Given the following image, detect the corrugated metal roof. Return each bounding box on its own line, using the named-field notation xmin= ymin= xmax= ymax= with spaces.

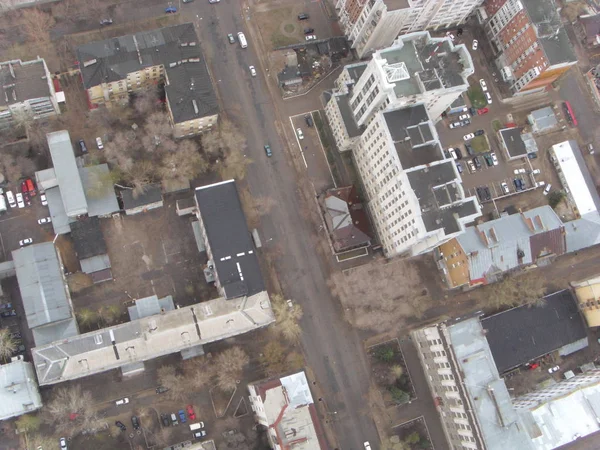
xmin=31 ymin=317 xmax=79 ymax=346
xmin=0 ymin=359 xmax=43 ymax=420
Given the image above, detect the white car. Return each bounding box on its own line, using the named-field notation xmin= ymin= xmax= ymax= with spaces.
xmin=249 ymin=65 xmax=257 ymax=77
xmin=467 ymin=160 xmax=476 ymax=173
xmin=19 ymin=238 xmax=33 ymax=247
xmin=305 ymin=35 xmax=317 ymax=41
xmin=458 ymin=114 xmax=470 ymax=121
xmin=16 ymin=193 xmax=24 ymax=209
xmin=449 ymin=148 xmax=458 ymax=160
xmin=479 ymin=79 xmax=488 ymax=92
xmin=532 ymin=168 xmax=540 ymax=175
xmin=96 ymin=137 xmax=104 ymax=150
xmin=543 ymin=184 xmax=552 ymax=195
xmin=548 ymin=365 xmax=560 ymax=373
xmin=485 ymin=92 xmax=493 ymax=104
xmin=445 ymin=32 xmax=455 ymax=41
xmin=501 ymin=182 xmax=509 ymax=194
xmin=449 ymin=121 xmax=461 ymax=129
xmin=115 ymin=397 xmax=130 ymax=406
xmin=364 ymin=443 xmax=371 ymax=450
xmin=472 ymin=39 xmax=478 ymax=50
xmin=513 ymin=168 xmax=526 ymax=174
xmin=40 ymin=193 xmax=47 ymax=206
xmin=60 ymin=437 xmax=67 ymax=450
xmin=296 ymin=128 xmax=304 ymax=140
xmin=463 ymin=133 xmax=475 ymax=141
xmin=38 ymin=217 xmax=52 ymax=225
xmin=491 ymin=153 xmax=498 ymax=165
xmin=6 ymin=190 xmax=15 ymax=208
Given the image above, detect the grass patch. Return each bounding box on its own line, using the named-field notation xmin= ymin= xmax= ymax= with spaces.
xmin=467 ymin=86 xmax=487 ymax=109
xmin=283 ymin=23 xmax=295 ymax=33
xmin=271 ymin=32 xmax=299 ymax=48
xmin=471 ymin=135 xmax=490 ymax=153
xmin=254 ymin=6 xmax=302 ymax=49
xmin=492 ymin=119 xmax=504 ymax=132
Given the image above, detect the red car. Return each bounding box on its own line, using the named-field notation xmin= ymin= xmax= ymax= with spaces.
xmin=26 ymin=179 xmax=36 ymax=196
xmin=186 ymin=405 xmax=196 ymax=421
xmin=20 ymin=180 xmax=28 ymax=194
xmin=477 ymin=107 xmax=489 ymax=115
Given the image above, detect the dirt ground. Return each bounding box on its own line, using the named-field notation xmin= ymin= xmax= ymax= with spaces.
xmin=253 ymin=5 xmax=305 ymax=49
xmin=69 ymin=196 xmax=216 ymax=313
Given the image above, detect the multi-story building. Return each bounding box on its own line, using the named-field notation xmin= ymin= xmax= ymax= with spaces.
xmin=336 ymin=0 xmax=484 ymax=58
xmin=0 ymin=57 xmax=60 ymax=129
xmin=481 ymin=0 xmax=577 ymax=95
xmin=247 ymin=371 xmax=328 ymax=450
xmin=76 ymin=24 xmax=218 ymax=138
xmin=354 ymin=103 xmax=481 ymax=257
xmin=412 ymin=318 xmax=534 ymax=450
xmin=325 ymin=32 xmax=473 ymax=152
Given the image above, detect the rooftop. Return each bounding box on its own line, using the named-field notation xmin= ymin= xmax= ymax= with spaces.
xmin=12 ymin=242 xmax=73 ymax=329
xmin=564 ymin=213 xmax=600 ymax=252
xmin=0 ymin=358 xmax=43 ymax=421
xmin=346 ymin=62 xmax=368 ymax=83
xmin=47 ymin=130 xmax=88 ymax=217
xmin=551 ymin=141 xmax=600 ymax=216
xmin=121 ymin=183 xmax=163 ymax=210
xmin=32 ymin=292 xmax=274 ymax=385
xmin=70 ymin=217 xmax=107 ymax=260
xmin=385 ymin=0 xmax=411 ymax=11
xmin=127 ymin=294 xmax=175 ymax=321
xmin=579 ymin=14 xmax=600 ymax=46
xmin=499 ymin=128 xmax=527 ymax=157
xmin=447 ymin=318 xmax=534 ymax=450
xmin=79 ymin=164 xmax=119 ymax=217
xmin=0 ymin=58 xmax=52 ymax=107
xmin=572 ymin=275 xmax=600 ymax=327
xmin=481 ymin=290 xmax=588 ymax=373
xmin=334 ymin=93 xmax=362 ymax=138
xmin=323 ymin=186 xmax=371 ymax=251
xmin=194 ymin=180 xmax=265 ymax=299
xmin=76 ymin=24 xmax=217 ymax=121
xmin=528 ymin=106 xmax=557 ymax=132
xmin=45 ymin=186 xmax=73 ymax=234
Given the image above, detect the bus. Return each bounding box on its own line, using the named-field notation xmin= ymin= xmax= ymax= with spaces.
xmin=563 ymin=101 xmax=577 ymax=127
xmin=237 ymin=32 xmax=247 ymax=49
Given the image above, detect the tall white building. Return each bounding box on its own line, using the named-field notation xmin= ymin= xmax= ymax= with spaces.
xmin=325 ymin=32 xmax=473 ymax=152
xmin=336 ymin=0 xmax=484 ymax=57
xmin=355 ymin=103 xmax=480 ymax=257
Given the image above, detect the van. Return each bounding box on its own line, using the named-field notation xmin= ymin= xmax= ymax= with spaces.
xmin=190 ymin=423 xmax=203 ymax=431
xmin=237 ymin=32 xmax=247 ymax=48
xmin=5 ymin=190 xmax=15 ymax=208
xmin=0 ymin=195 xmax=6 ymax=213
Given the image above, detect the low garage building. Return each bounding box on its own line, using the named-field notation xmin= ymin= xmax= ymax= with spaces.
xmin=70 ymin=217 xmax=112 ymax=283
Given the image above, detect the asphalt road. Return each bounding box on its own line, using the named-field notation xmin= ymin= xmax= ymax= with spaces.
xmin=186 ymin=2 xmax=378 ymax=449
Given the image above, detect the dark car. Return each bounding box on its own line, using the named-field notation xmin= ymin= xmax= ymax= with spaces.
xmin=298 ymin=13 xmax=309 ymax=20
xmin=1 ymin=309 xmax=17 ymax=318
xmin=100 ymin=18 xmax=113 ymax=26
xmin=454 ymin=148 xmax=463 ymax=159
xmin=264 ymin=144 xmax=272 ymax=157
xmin=115 ymin=421 xmax=126 ymax=431
xmin=473 ymin=156 xmax=481 ymax=169
xmin=514 ymin=178 xmax=524 ymax=191
xmin=474 ymin=129 xmax=485 ymax=136
xmin=165 ymin=6 xmax=177 ymax=13
xmin=528 ymin=152 xmax=538 ymax=159
xmin=476 ymin=187 xmax=485 ymax=201
xmin=12 ymin=344 xmax=25 ymax=355
xmin=484 ymin=187 xmax=491 ymax=201
xmin=178 ymin=410 xmax=187 ymax=424
xmin=131 ymin=416 xmax=140 ymax=430
xmin=469 ymin=107 xmax=478 ymax=116
xmin=461 ymin=119 xmax=471 ymax=126
xmin=304 ymin=27 xmax=314 ymax=34
xmin=305 ymin=115 xmax=313 ymax=127
xmin=227 ymin=34 xmax=235 ymax=44
xmin=0 ymin=302 xmax=12 ymax=309
xmin=23 ymin=192 xmax=31 ymax=206
xmin=10 ymin=332 xmax=22 ymax=339
xmin=465 ymin=143 xmax=474 ymax=156
xmin=161 ymin=414 xmax=170 ymax=427
xmin=156 ymin=386 xmax=169 ymax=394
xmin=78 ymin=139 xmax=88 ymax=153
xmin=483 ymin=154 xmax=493 ymax=167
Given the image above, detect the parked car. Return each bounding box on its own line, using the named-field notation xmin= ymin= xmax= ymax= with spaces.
xmin=178 ymin=410 xmax=187 ymax=424
xmin=588 ymin=143 xmax=595 ymax=154
xmin=40 ymin=193 xmax=47 ymax=206
xmin=483 ymin=154 xmax=493 ymax=167
xmin=19 ymin=238 xmax=32 ymax=247
xmin=477 ymin=107 xmax=489 ymax=115
xmin=305 ymin=115 xmax=313 ymax=127
xmin=364 ymin=442 xmax=372 ymax=450
xmin=264 ymin=144 xmax=272 ymax=157
xmin=298 ymin=13 xmax=309 ymax=20
xmin=449 ymin=121 xmax=461 ymax=129
xmin=501 ymin=182 xmax=510 ymax=195
xmin=131 ymin=416 xmax=140 ymax=430
xmin=6 ymin=190 xmax=16 ymax=208
xmin=449 ymin=148 xmax=458 ymax=160
xmin=514 ymin=178 xmax=524 ymax=191
xmin=100 ymin=18 xmax=113 ymax=26
xmin=548 ymin=365 xmax=560 ymax=373
xmin=0 ymin=309 xmax=17 ymax=317
xmin=528 ymin=152 xmax=538 ymax=159
xmin=227 ymin=33 xmax=235 ymax=44
xmin=455 ymin=148 xmax=463 ymax=159
xmin=305 ymin=35 xmax=317 ymax=41
xmin=249 ymin=65 xmax=257 ymax=77
xmin=485 ymin=92 xmax=493 ymax=104
xmin=469 ymin=107 xmax=478 ymax=116
xmin=115 ymin=421 xmax=127 ymax=431
xmin=467 ymin=160 xmax=476 ymax=173
xmin=170 ymin=412 xmax=179 ymax=426
xmin=479 ymin=79 xmax=488 ymax=92
xmin=16 ymin=193 xmax=24 ymax=208
xmin=532 ymin=168 xmax=541 ymax=175
xmin=78 ymin=139 xmax=88 ymax=153
xmin=304 ymin=28 xmax=314 ymax=34
xmin=194 ymin=430 xmax=207 ymax=438
xmin=115 ymin=397 xmax=130 ymax=406
xmin=474 ymin=129 xmax=485 ymax=136
xmin=0 ymin=302 xmax=12 ymax=309
xmin=456 ymin=161 xmax=463 ymax=173
xmin=23 ymin=192 xmax=31 ymax=206
xmin=38 ymin=217 xmax=52 ymax=225
xmin=156 ymin=386 xmax=169 ymax=394
xmin=473 ymin=156 xmax=482 ymax=169
xmin=472 ymin=39 xmax=478 ymax=50
xmin=458 ymin=114 xmax=469 ymax=121
xmin=59 ymin=437 xmax=67 ymax=450
xmin=543 ymin=184 xmax=552 ymax=195
xmin=296 ymin=128 xmax=304 ymax=140
xmin=465 ymin=143 xmax=474 ymax=156
xmin=161 ymin=414 xmax=170 ymax=427
xmin=20 ymin=180 xmax=28 ymax=194
xmin=461 ymin=119 xmax=471 ymax=126
xmin=463 ymin=133 xmax=475 ymax=141
xmin=165 ymin=6 xmax=177 ymax=13
xmin=186 ymin=405 xmax=196 ymax=421
xmin=208 ymin=0 xmax=220 ymax=3
xmin=96 ymin=137 xmax=104 ymax=150
xmin=491 ymin=153 xmax=498 ymax=165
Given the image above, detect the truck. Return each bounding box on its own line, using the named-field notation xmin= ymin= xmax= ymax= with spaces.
xmin=189 ymin=422 xmax=204 ymax=431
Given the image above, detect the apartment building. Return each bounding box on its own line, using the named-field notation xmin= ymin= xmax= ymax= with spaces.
xmin=354 ymin=103 xmax=480 ymax=257
xmin=76 ymin=24 xmax=218 ymax=137
xmin=481 ymin=0 xmax=576 ymax=95
xmin=0 ymin=57 xmax=60 ymax=129
xmin=336 ymin=0 xmax=484 ymax=57
xmin=325 ymin=31 xmax=473 ymax=152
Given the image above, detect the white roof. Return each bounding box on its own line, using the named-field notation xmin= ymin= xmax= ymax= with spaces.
xmin=0 ymin=359 xmax=43 ymax=420
xmin=551 ymin=141 xmax=598 ymax=216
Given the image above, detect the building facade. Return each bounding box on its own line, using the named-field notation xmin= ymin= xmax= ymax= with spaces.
xmin=481 ymin=0 xmax=576 ymax=95
xmin=0 ymin=58 xmax=59 ymax=129
xmin=336 ymin=0 xmax=484 ymax=58
xmin=325 ymin=32 xmax=473 ymax=152
xmin=354 ymin=103 xmax=480 ymax=257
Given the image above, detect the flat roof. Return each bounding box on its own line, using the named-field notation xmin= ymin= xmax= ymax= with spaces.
xmin=195 ymin=180 xmax=264 ymax=299
xmin=122 ymin=183 xmax=163 ymax=210
xmin=334 ymin=93 xmax=362 ymax=138
xmin=0 ymin=58 xmax=52 ymax=107
xmin=572 ymin=276 xmax=600 ymax=327
xmin=79 ymin=164 xmax=119 ymax=217
xmin=32 ymin=292 xmax=274 ymax=385
xmin=529 ymin=106 xmax=557 ymax=132
xmin=0 ymin=359 xmax=43 ymax=421
xmin=481 ymin=290 xmax=588 ymax=373
xmin=45 ymin=186 xmax=74 ymax=234
xmin=12 ymin=242 xmax=73 ymax=329
xmin=47 ymin=131 xmax=87 ymax=217
xmin=70 ymin=217 xmax=107 ymax=260
xmin=499 ymin=128 xmax=527 ymax=157
xmin=551 ymin=141 xmax=600 ymax=216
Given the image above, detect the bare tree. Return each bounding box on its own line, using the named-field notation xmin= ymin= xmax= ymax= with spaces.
xmin=159 ymin=140 xmax=208 ymax=184
xmin=144 ymin=111 xmax=173 ymax=143
xmin=271 ymin=295 xmax=304 ymax=342
xmin=0 ymin=328 xmax=16 ymax=360
xmin=104 ymin=132 xmax=136 ymax=171
xmin=260 ymin=341 xmax=288 ymax=376
xmin=157 ymin=365 xmax=187 ymax=401
xmin=486 ymin=272 xmax=546 ymax=310
xmin=183 ymin=357 xmax=215 ymax=390
xmin=100 ymin=304 xmax=122 ymax=325
xmin=126 ymin=161 xmax=157 ymax=198
xmin=75 ymin=308 xmax=99 ymax=328
xmin=214 ymin=347 xmax=249 ymax=392
xmin=219 ymin=148 xmax=252 ymax=180
xmin=201 ymin=118 xmax=246 ymax=157
xmin=42 ymin=384 xmax=99 ymax=434
xmin=20 ymin=8 xmax=55 ymax=44
xmin=133 ymin=89 xmax=160 ymax=117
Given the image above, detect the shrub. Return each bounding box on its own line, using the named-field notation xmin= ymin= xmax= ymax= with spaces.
xmin=388 ymin=386 xmax=410 ymax=404
xmin=374 ymin=345 xmax=395 ymax=362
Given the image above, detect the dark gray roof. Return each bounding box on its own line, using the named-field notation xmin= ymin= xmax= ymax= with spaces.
xmin=195 ymin=180 xmax=265 ymax=299
xmin=334 ymin=93 xmax=361 ymax=138
xmin=122 ymin=184 xmax=163 ymax=210
xmin=500 ymin=128 xmax=527 ymax=157
xmin=70 ymin=217 xmax=107 ymax=260
xmin=539 ymin=29 xmax=577 ymax=66
xmin=0 ymin=58 xmax=51 ymax=107
xmin=76 ymin=24 xmax=218 ymax=122
xmin=346 ymin=62 xmax=368 ymax=83
xmin=482 ymin=290 xmax=588 ymax=373
xmin=277 ymin=66 xmax=302 ymax=83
